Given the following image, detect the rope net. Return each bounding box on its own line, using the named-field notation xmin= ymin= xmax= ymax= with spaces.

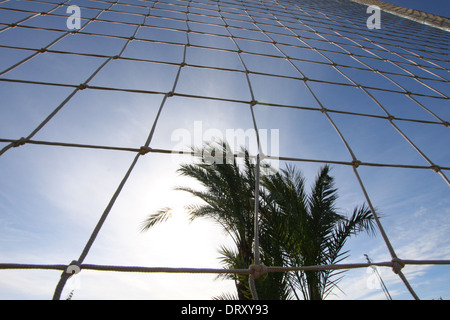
xmin=0 ymin=0 xmax=449 ymax=300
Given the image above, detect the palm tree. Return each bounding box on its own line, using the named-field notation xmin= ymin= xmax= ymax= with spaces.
xmin=141 ymin=141 xmax=281 ymax=299
xmin=262 ymin=165 xmax=376 ymax=300
xmin=141 ymin=141 xmax=376 ymax=300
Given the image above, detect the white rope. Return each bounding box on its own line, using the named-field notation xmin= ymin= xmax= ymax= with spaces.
xmin=3 ymin=259 xmax=449 ymax=273
xmin=0 ymin=0 xmax=448 ymax=300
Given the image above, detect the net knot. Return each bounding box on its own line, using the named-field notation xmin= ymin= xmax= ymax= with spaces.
xmin=430 ymin=165 xmax=441 ymax=173
xmin=249 ymin=264 xmax=267 ymax=280
xmin=352 ymin=159 xmax=362 ymax=168
xmin=65 ymin=260 xmax=81 ymax=276
xmin=12 ymin=137 xmax=27 ymax=148
xmin=139 ymin=146 xmax=152 ymax=155
xmin=391 ymin=258 xmax=405 ymax=274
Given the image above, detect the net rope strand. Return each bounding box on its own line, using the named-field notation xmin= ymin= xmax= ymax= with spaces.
xmin=0 ymin=0 xmax=72 ymax=76
xmin=0 ymin=2 xmax=448 ymax=83
xmin=2 ymin=0 xmax=449 ymax=50
xmin=48 ymin=0 xmax=139 ymax=299
xmin=215 ymin=2 xmax=264 ymax=298
xmin=244 ymin=2 xmax=432 ymax=300
xmin=53 ymin=0 xmax=191 ymax=299
xmin=1 ymin=137 xmax=449 ymax=172
xmin=270 ymin=7 xmax=450 ymax=187
xmin=272 ymin=1 xmax=438 ymax=299
xmin=330 ymin=11 xmax=450 ymax=126
xmin=2 ymin=259 xmax=450 ymax=273
xmin=0 ymin=24 xmax=447 ymax=89
xmin=0 ymin=0 xmax=123 ymax=157
xmin=0 ymin=13 xmax=447 ymax=100
xmin=314 ymin=15 xmax=450 ymax=186
xmin=0 ymin=0 xmax=448 ymax=300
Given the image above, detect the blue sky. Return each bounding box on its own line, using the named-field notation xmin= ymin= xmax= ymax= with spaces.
xmin=382 ymin=0 xmax=450 ymax=18
xmin=0 ymin=0 xmax=449 ymax=300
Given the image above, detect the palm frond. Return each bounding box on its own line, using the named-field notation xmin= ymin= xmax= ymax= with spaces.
xmin=322 ymin=274 xmax=346 ymax=299
xmin=308 ymin=166 xmax=344 ymax=244
xmin=140 ymin=207 xmax=173 ymax=232
xmin=212 ymin=292 xmax=239 ymax=300
xmin=140 ymin=142 xmax=379 ymax=300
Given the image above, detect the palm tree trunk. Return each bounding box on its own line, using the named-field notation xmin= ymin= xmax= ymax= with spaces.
xmin=235 ymin=243 xmax=254 ymax=300
xmin=236 ymin=277 xmax=252 ymax=300
xmin=306 ymin=271 xmax=323 ymax=300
